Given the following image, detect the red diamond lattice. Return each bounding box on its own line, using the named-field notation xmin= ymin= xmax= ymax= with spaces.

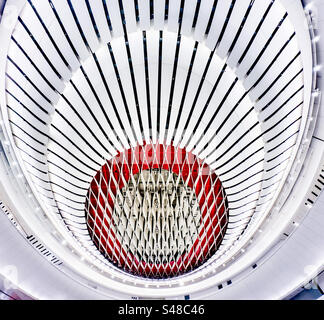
xmin=85 ymin=142 xmax=228 ymax=278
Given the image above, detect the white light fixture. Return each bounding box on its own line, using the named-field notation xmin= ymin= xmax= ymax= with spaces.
xmin=313 ymin=35 xmax=320 ymax=43
xmin=313 ymin=65 xmax=321 ymax=72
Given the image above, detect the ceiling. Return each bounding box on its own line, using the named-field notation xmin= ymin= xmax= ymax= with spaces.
xmin=0 ymin=0 xmax=323 ymax=299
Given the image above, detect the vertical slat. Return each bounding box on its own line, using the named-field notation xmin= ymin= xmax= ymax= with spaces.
xmin=70 ymin=0 xmax=100 ymax=52
xmin=96 ymin=45 xmax=136 ymax=147
xmin=153 ymin=0 xmax=165 ymax=30
xmin=50 ymin=0 xmax=89 ymax=61
xmin=88 ymin=0 xmax=112 ymax=44
xmin=109 ymin=38 xmax=143 ymax=146
xmin=193 ymin=0 xmax=214 ymax=42
xmin=128 ymin=32 xmax=151 ymax=142
xmin=205 ymin=0 xmax=232 ymax=51
xmin=217 ymin=0 xmax=251 ymax=58
xmin=167 ymin=0 xmax=181 ymax=33
xmin=30 ymin=0 xmax=80 ymax=71
xmin=159 ymin=31 xmax=177 ymax=143
xmin=138 ymin=0 xmax=150 ymax=30
xmin=107 ymin=0 xmax=124 ymax=38
xmin=226 ymin=0 xmax=272 ymax=69
xmin=81 ymin=54 xmax=129 ymax=149
xmin=8 ymin=38 xmax=60 ymax=102
xmin=180 ymin=0 xmax=197 ymax=36
xmin=23 ymin=2 xmax=72 ymax=79
xmin=146 ymin=29 xmax=160 ymax=144
xmin=123 ymin=0 xmax=137 ymax=33
xmin=165 ymin=36 xmax=196 ymax=145
xmin=11 ymin=23 xmax=65 ymax=92
xmin=173 ymin=45 xmax=210 ymax=146
xmin=6 ymin=58 xmax=55 ymax=114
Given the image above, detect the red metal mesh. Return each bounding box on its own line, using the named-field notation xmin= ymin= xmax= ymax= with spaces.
xmin=85 ymin=142 xmax=228 ymax=278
